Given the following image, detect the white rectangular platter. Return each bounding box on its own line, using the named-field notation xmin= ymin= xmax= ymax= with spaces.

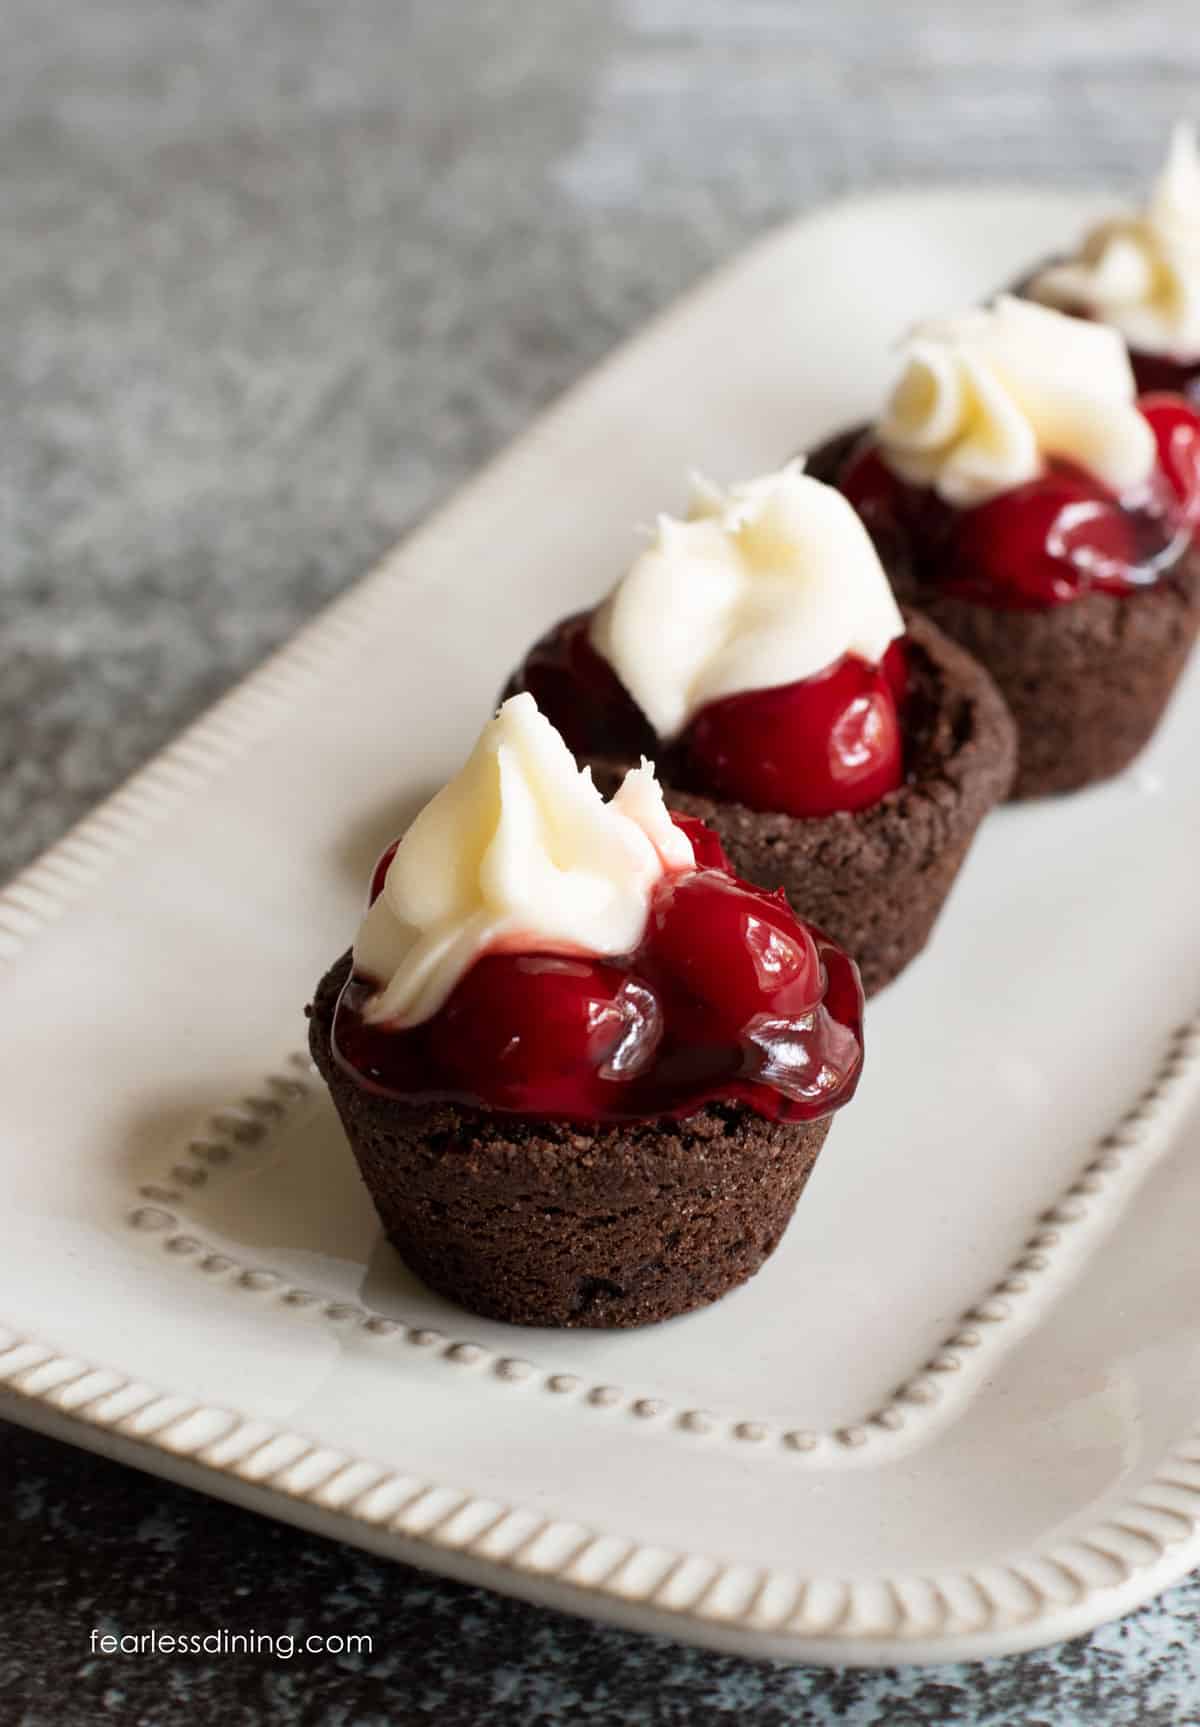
xmin=4 ymin=187 xmax=1200 ymax=1666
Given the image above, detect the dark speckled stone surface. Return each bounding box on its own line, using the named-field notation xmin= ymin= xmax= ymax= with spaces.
xmin=5 ymin=1 xmax=1200 ymax=1719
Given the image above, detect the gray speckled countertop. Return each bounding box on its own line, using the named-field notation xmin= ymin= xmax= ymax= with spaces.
xmin=4 ymin=3 xmax=1200 ymax=1720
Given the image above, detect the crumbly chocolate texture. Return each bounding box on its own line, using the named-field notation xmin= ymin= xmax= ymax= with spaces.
xmin=809 ymin=425 xmax=1200 ymax=799
xmin=589 ymin=610 xmax=1016 ymax=996
xmin=309 ymin=953 xmax=832 ymax=1329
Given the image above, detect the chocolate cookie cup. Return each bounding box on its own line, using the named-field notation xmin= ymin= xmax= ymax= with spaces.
xmin=310 ymin=952 xmax=832 ymax=1329
xmin=508 ymin=610 xmax=1016 ymax=996
xmin=310 ymin=697 xmax=864 ymax=1330
xmin=809 ymin=427 xmax=1200 ymax=800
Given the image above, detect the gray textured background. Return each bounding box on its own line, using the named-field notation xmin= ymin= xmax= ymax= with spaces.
xmin=4 ymin=2 xmax=1200 ymax=1721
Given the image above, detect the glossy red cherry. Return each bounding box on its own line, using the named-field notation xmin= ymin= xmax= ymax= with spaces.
xmin=648 ymin=869 xmax=822 ymax=1025
xmin=945 ymin=466 xmax=1138 ymax=608
xmin=429 ymin=954 xmax=663 ymax=1110
xmin=1139 ymin=394 xmax=1200 ymax=525
xmin=681 ymin=655 xmax=905 ymax=817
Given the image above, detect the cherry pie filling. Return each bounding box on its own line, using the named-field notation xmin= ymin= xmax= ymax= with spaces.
xmin=333 ymin=815 xmax=864 ymax=1124
xmin=836 ymin=394 xmax=1200 ymax=611
xmin=516 ymin=613 xmax=910 ymax=821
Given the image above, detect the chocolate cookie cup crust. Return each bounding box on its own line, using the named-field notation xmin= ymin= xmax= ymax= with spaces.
xmin=808 ymin=426 xmax=1200 ymax=800
xmin=309 ymin=954 xmax=833 ymax=1329
xmin=578 ymin=611 xmax=1016 ymax=997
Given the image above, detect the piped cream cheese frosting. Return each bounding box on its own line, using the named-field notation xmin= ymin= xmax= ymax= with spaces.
xmin=875 ymin=296 xmax=1157 ymax=508
xmin=587 ymin=462 xmax=905 ymax=739
xmin=1029 ymin=123 xmax=1200 ymax=359
xmin=353 ymin=693 xmax=694 ymax=1026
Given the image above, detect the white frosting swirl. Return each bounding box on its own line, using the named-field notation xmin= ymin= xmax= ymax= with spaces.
xmin=588 ymin=463 xmax=904 ymax=739
xmin=876 ymin=296 xmax=1156 ymax=507
xmin=353 ymin=693 xmax=694 ymax=1026
xmin=1029 ymin=123 xmax=1200 ymax=359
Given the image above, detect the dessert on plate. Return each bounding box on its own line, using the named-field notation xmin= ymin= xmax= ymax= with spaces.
xmin=809 ymin=296 xmax=1200 ymax=798
xmin=505 ymin=463 xmax=1015 ymax=994
xmin=308 ymin=694 xmax=864 ymax=1329
xmin=1022 ymin=122 xmax=1200 ymax=403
